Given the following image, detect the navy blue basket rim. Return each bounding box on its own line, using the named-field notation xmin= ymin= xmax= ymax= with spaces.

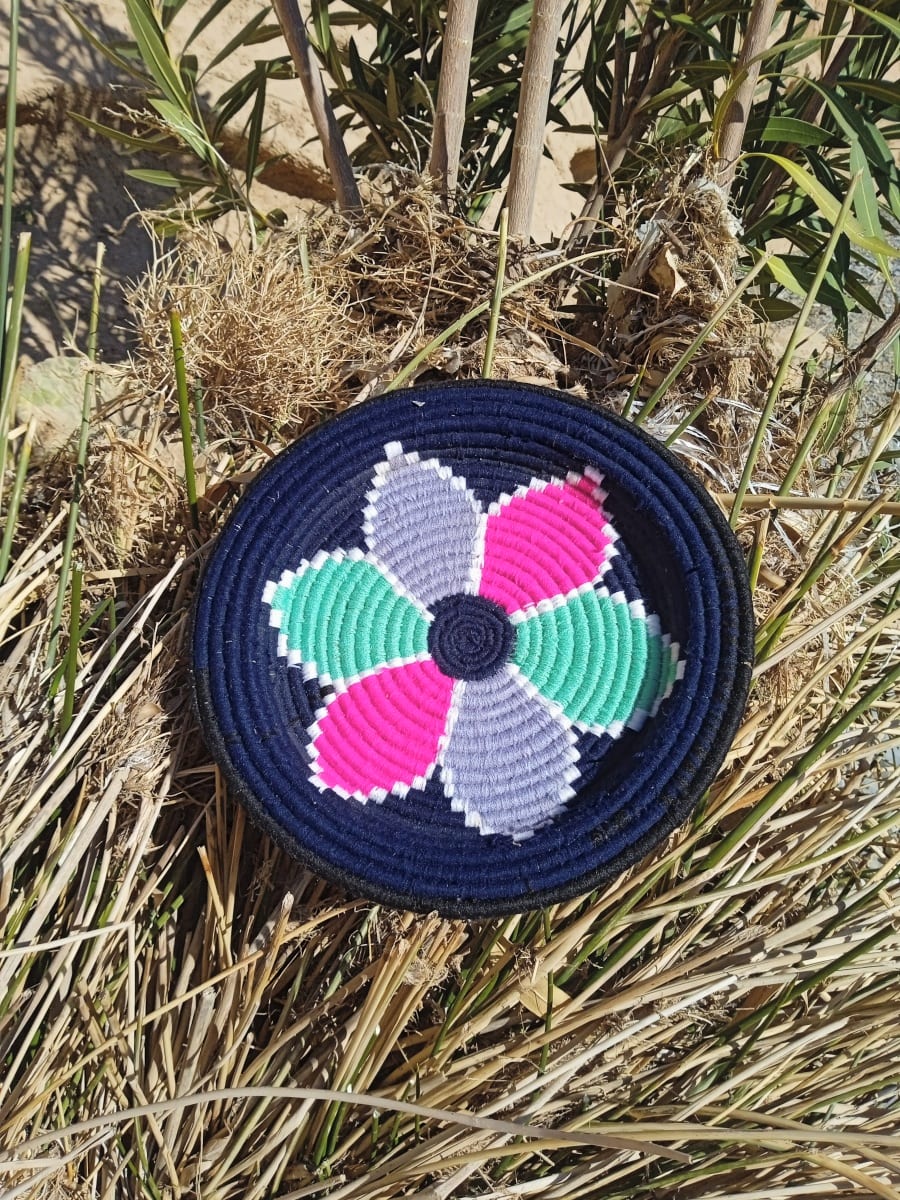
xmin=191 ymin=378 xmax=755 ymax=918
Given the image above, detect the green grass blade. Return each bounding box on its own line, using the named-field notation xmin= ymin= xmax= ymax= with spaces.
xmin=124 ymin=0 xmax=192 ymax=114
xmin=754 ymin=116 xmax=831 ymax=146
xmin=0 ymin=232 xmax=31 ymax=528
xmin=482 ymin=208 xmax=509 ymax=379
xmin=60 ymin=564 xmax=84 ymax=737
xmin=149 ymin=98 xmax=218 ymax=167
xmin=849 ymin=137 xmax=891 ymax=282
xmin=848 ymin=1 xmax=900 ymax=39
xmin=68 ymin=112 xmax=174 ymax=153
xmin=47 ymin=243 xmax=104 ymax=676
xmin=170 ymin=308 xmax=199 ymax=530
xmin=745 ymin=153 xmax=897 ymax=259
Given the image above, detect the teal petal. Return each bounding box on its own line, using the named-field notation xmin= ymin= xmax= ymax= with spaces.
xmin=264 ymin=551 xmax=430 ymax=683
xmin=511 ymin=588 xmax=673 ymax=731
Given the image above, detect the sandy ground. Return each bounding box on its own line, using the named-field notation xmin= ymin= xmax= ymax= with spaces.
xmin=1 ymin=1 xmax=592 ymax=368
xmin=1 ymin=1 xmax=330 ymax=362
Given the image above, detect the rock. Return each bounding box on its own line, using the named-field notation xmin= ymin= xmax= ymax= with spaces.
xmin=13 ymin=355 xmax=128 ymax=461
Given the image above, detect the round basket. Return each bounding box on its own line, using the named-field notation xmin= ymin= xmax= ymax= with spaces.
xmin=192 ymin=380 xmax=753 ymax=917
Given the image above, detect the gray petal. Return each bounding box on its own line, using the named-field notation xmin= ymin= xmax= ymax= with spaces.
xmin=440 ymin=668 xmax=580 ymax=839
xmin=363 ymin=443 xmax=481 ymax=607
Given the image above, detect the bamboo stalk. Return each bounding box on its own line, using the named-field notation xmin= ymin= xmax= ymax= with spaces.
xmin=715 ymin=0 xmax=779 ymax=190
xmin=271 ymin=0 xmax=362 ymax=215
xmin=715 ymin=494 xmax=900 ymax=517
xmin=428 ymin=0 xmax=479 ymax=196
xmin=0 ymin=0 xmax=20 ymax=387
xmin=507 ymin=0 xmax=567 ymax=240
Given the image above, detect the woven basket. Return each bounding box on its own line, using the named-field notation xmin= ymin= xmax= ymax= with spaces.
xmin=193 ymin=380 xmax=753 ymax=916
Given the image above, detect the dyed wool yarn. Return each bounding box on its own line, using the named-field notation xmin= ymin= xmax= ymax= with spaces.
xmin=193 ymin=381 xmax=753 ymax=916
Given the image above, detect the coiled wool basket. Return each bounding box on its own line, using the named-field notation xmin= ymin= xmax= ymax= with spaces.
xmin=193 ymin=380 xmax=753 ymax=917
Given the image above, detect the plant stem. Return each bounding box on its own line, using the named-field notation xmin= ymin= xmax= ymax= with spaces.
xmin=428 ymin=0 xmax=478 ymax=197
xmin=507 ymin=0 xmax=567 ymax=240
xmin=0 ymin=231 xmax=30 ymax=528
xmin=482 ymin=209 xmax=509 ymax=378
xmin=0 ymin=0 xmax=20 ymax=387
xmin=0 ymin=416 xmax=33 ymax=582
xmin=60 ymin=564 xmax=84 ymax=736
xmin=715 ymin=0 xmax=779 ymax=191
xmin=170 ymin=309 xmax=199 ymax=531
xmin=730 ymin=176 xmax=859 ymax=528
xmin=272 ymin=0 xmax=362 ymax=216
xmin=715 ymin=493 xmax=900 ymax=516
xmin=47 ymin=242 xmax=104 ymax=676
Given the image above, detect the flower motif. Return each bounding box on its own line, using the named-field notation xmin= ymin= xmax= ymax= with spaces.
xmin=263 ymin=442 xmax=682 ymax=839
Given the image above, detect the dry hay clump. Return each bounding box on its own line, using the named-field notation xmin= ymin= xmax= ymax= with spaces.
xmin=127 ymin=226 xmax=368 ymax=441
xmin=306 ymin=185 xmax=567 ymax=386
xmin=582 ymin=162 xmax=772 ymax=469
xmin=304 ymin=183 xmax=503 ymax=323
xmin=127 ymin=189 xmax=565 ymax=445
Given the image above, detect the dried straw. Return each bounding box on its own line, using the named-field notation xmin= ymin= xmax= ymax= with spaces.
xmin=1 ymin=190 xmax=898 ymax=1200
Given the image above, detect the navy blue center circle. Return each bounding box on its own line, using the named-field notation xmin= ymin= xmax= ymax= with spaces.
xmin=428 ymin=593 xmax=515 ymax=681
xmin=192 ymin=379 xmax=754 ymax=918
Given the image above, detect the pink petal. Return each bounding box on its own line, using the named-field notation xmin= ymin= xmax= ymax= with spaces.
xmin=310 ymin=659 xmax=455 ymax=800
xmin=478 ymin=474 xmax=616 ymax=613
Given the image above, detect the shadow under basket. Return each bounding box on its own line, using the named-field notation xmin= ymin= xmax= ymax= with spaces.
xmin=192 ymin=380 xmax=754 ymax=917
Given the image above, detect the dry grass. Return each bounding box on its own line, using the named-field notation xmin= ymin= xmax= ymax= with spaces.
xmin=128 ymin=224 xmax=368 ymax=441
xmin=127 ymin=187 xmax=566 ymax=446
xmin=568 ymin=161 xmax=782 ymax=489
xmin=1 ymin=192 xmax=899 ymax=1199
